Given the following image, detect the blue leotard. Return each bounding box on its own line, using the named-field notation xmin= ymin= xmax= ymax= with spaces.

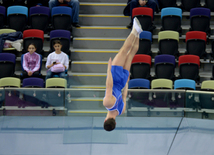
xmin=105 ymin=65 xmax=129 ymax=115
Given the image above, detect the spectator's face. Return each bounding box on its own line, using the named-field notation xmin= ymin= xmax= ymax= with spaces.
xmin=53 ymin=43 xmax=62 ymax=52
xmin=28 ymin=44 xmax=36 ymax=54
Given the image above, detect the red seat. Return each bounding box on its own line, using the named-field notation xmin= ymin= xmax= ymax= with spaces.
xmin=132 ymin=7 xmax=153 ymax=20
xmin=178 ymin=55 xmax=200 ymax=67
xmin=132 ymin=54 xmax=152 ymax=66
xmin=23 ymin=29 xmax=44 ymax=41
xmin=185 ymin=31 xmax=207 ymax=43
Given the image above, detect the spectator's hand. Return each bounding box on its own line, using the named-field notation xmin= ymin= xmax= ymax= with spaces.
xmin=58 ymin=0 xmax=64 ymax=3
xmin=28 ymin=71 xmax=33 ymax=76
xmin=65 ymin=0 xmax=71 ymax=2
xmin=139 ymin=0 xmax=147 ymax=6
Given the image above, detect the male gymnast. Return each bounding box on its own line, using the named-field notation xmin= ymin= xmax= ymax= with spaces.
xmin=103 ymin=17 xmax=143 ymax=131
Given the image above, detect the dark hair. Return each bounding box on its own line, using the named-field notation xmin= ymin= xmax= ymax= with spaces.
xmin=53 ymin=40 xmax=62 ymax=46
xmin=103 ymin=118 xmax=116 ymax=131
xmin=28 ymin=43 xmax=36 ymax=49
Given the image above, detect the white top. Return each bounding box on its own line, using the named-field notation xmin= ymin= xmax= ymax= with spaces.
xmin=45 ymin=51 xmax=69 ymax=69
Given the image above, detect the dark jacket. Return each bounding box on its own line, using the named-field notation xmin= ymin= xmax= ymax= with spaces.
xmin=0 ymin=31 xmax=23 ymax=53
xmin=123 ymin=0 xmax=159 ymax=16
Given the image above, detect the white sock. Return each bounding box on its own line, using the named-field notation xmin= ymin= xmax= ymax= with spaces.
xmin=133 ymin=17 xmax=143 ymax=34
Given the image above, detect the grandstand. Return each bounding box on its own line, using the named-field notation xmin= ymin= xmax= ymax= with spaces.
xmin=0 ymin=0 xmax=214 ymax=154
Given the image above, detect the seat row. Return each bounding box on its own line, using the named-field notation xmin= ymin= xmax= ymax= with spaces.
xmin=0 ymin=29 xmax=71 ymax=57
xmin=133 ymin=7 xmax=211 ymax=36
xmin=138 ymin=30 xmax=212 ymax=60
xmin=130 ymin=54 xmax=202 ymax=83
xmin=129 ymin=78 xmax=214 ymax=91
xmin=158 ymin=0 xmax=214 ymax=12
xmin=0 ymin=5 xmax=73 ymax=32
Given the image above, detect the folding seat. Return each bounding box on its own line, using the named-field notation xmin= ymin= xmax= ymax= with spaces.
xmin=132 ymin=7 xmax=155 ymax=33
xmin=174 ymin=79 xmax=196 ymax=90
xmin=46 ymin=78 xmax=67 ymax=88
xmin=130 ymin=54 xmax=151 ymax=80
xmin=51 ymin=6 xmax=72 ymax=30
xmin=20 ymin=53 xmax=43 ymax=78
xmin=0 ymin=6 xmax=6 ymax=29
xmin=7 ymin=6 xmax=28 ymax=32
xmin=22 ymin=29 xmax=44 ymax=55
xmin=0 ymin=77 xmax=20 ymax=87
xmin=49 ymin=29 xmax=71 ymax=57
xmin=137 ymin=31 xmax=152 ymax=56
xmin=158 ymin=31 xmax=179 ymax=57
xmin=189 ymin=8 xmax=211 ymax=36
xmin=204 ymin=0 xmax=214 ymax=12
xmin=158 ymin=0 xmax=177 ymax=9
xmin=200 ymin=80 xmax=214 ymax=109
xmin=154 ymin=54 xmax=176 ymax=80
xmin=185 ymin=31 xmax=207 ymax=59
xmin=128 ymin=78 xmax=150 ymax=89
xmin=23 ymin=77 xmax=44 ymax=88
xmin=178 ymin=55 xmax=200 ymax=83
xmin=0 ymin=53 xmax=16 ymax=78
xmin=160 ymin=7 xmax=182 ymax=34
xmin=151 ymin=79 xmax=173 ymax=89
xmin=29 ymin=6 xmax=50 ymax=32
xmin=180 ymin=0 xmax=201 ymax=12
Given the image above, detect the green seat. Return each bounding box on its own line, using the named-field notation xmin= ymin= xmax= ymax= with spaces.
xmin=0 ymin=77 xmax=20 ymax=88
xmin=46 ymin=78 xmax=67 ymax=88
xmin=158 ymin=30 xmax=179 ymax=42
xmin=151 ymin=79 xmax=173 ymax=89
xmin=0 ymin=28 xmax=16 ymax=35
xmin=201 ymin=80 xmax=214 ymax=90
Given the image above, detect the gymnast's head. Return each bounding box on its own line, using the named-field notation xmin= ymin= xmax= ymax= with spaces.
xmin=104 ymin=118 xmax=116 ymax=131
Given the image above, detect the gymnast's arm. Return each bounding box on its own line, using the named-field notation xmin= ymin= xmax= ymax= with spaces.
xmin=103 ymin=58 xmax=114 ymax=108
xmin=122 ymin=82 xmax=128 ymax=114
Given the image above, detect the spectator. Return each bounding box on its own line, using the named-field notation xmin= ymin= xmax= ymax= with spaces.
xmin=45 ymin=40 xmax=69 ymax=80
xmin=22 ymin=43 xmax=41 ymax=78
xmin=49 ymin=0 xmax=80 ymax=27
xmin=123 ymin=0 xmax=159 ymax=28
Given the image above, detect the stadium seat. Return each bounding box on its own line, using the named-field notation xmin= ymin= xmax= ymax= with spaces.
xmin=0 ymin=6 xmax=6 ymax=29
xmin=189 ymin=8 xmax=211 ymax=36
xmin=22 ymin=29 xmax=44 ymax=55
xmin=185 ymin=31 xmax=207 ymax=59
xmin=0 ymin=77 xmax=20 ymax=88
xmin=51 ymin=6 xmax=72 ymax=30
xmin=158 ymin=30 xmax=179 ymax=57
xmin=20 ymin=53 xmax=43 ymax=78
xmin=201 ymin=80 xmax=214 ymax=91
xmin=46 ymin=78 xmax=67 ymax=88
xmin=151 ymin=79 xmax=173 ymax=89
xmin=132 ymin=7 xmax=155 ymax=33
xmin=128 ymin=78 xmax=150 ymax=89
xmin=178 ymin=55 xmax=200 ymax=83
xmin=130 ymin=54 xmax=151 ymax=80
xmin=137 ymin=31 xmax=152 ymax=56
xmin=158 ymin=0 xmax=177 ymax=9
xmin=161 ymin=7 xmax=182 ymax=34
xmin=49 ymin=29 xmax=71 ymax=57
xmin=22 ymin=77 xmax=44 ymax=88
xmin=174 ymin=79 xmax=196 ymax=90
xmin=180 ymin=0 xmax=201 ymax=12
xmin=200 ymin=80 xmax=214 ymax=109
xmin=7 ymin=5 xmax=28 ymax=31
xmin=0 ymin=53 xmax=16 ymax=78
xmin=0 ymin=29 xmax=17 ymax=53
xmin=154 ymin=54 xmax=176 ymax=80
xmin=29 ymin=6 xmax=50 ymax=32
xmin=204 ymin=0 xmax=214 ymax=12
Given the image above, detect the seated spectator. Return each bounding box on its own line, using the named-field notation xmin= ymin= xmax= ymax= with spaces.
xmin=123 ymin=0 xmax=159 ymax=28
xmin=49 ymin=0 xmax=80 ymax=27
xmin=45 ymin=40 xmax=69 ymax=80
xmin=22 ymin=43 xmax=41 ymax=78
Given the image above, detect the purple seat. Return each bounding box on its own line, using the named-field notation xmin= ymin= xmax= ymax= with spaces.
xmin=0 ymin=6 xmax=6 ymax=29
xmin=190 ymin=8 xmax=211 ymax=18
xmin=29 ymin=6 xmax=50 ymax=31
xmin=22 ymin=77 xmax=44 ymax=88
xmin=0 ymin=53 xmax=16 ymax=78
xmin=49 ymin=30 xmax=71 ymax=56
xmin=154 ymin=54 xmax=176 ymax=80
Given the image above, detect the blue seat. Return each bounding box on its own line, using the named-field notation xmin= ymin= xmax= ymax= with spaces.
xmin=29 ymin=6 xmax=50 ymax=32
xmin=174 ymin=79 xmax=196 ymax=90
xmin=23 ymin=77 xmax=44 ymax=88
xmin=20 ymin=54 xmax=43 ymax=78
xmin=190 ymin=8 xmax=211 ymax=36
xmin=49 ymin=29 xmax=71 ymax=56
xmin=161 ymin=7 xmax=182 ymax=34
xmin=0 ymin=6 xmax=6 ymax=29
xmin=154 ymin=54 xmax=176 ymax=80
xmin=7 ymin=6 xmax=28 ymax=31
xmin=129 ymin=78 xmax=150 ymax=89
xmin=51 ymin=6 xmax=72 ymax=30
xmin=137 ymin=31 xmax=152 ymax=55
